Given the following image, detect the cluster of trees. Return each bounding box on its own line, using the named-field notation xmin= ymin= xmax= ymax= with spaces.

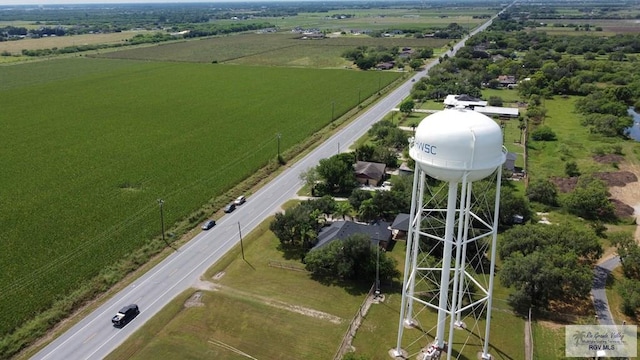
xmin=269 ymin=196 xmax=335 ymax=256
xmin=526 ymin=176 xmax=616 ymax=223
xmin=410 ymin=61 xmax=482 ymax=101
xmin=268 ymin=197 xmax=399 ymax=283
xmin=180 ymin=22 xmax=273 ymax=38
xmin=342 ymin=45 xmax=431 ymax=71
xmin=20 ymin=42 xmax=119 ymax=57
xmin=18 ymin=32 xmax=178 ymax=57
xmin=514 ymin=3 xmax=640 ymax=20
xmin=367 ymin=22 xmax=467 ymax=40
xmin=499 ymin=223 xmax=602 ymax=314
xmin=609 ymin=232 xmax=640 ymax=316
xmin=298 ymin=152 xmax=412 ymax=220
xmin=575 ymin=89 xmax=634 ymax=137
xmin=304 ymin=234 xmax=399 ymax=283
xmin=15 ymin=22 xmax=273 ymax=57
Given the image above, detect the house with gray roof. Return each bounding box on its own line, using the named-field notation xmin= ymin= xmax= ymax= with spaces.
xmin=312 ymin=220 xmax=391 ymax=251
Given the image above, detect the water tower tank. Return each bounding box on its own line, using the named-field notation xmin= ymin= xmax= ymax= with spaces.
xmin=409 ymin=108 xmax=506 ymax=182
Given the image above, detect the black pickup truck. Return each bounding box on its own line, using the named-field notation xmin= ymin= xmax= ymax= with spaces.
xmin=111 ymin=304 xmax=140 ymax=328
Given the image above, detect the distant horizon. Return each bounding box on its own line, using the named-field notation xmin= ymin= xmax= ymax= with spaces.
xmin=2 ymin=0 xmax=314 ymax=5
xmin=0 ymin=0 xmax=400 ymax=5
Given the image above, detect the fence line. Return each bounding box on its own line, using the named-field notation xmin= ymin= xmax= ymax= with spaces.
xmin=525 ymin=307 xmax=533 ymax=360
xmin=332 ymin=283 xmax=376 ymax=360
xmin=267 ymin=260 xmax=309 ymax=272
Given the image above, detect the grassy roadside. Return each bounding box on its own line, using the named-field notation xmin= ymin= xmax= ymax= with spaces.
xmin=107 ymin=219 xmax=362 ymax=360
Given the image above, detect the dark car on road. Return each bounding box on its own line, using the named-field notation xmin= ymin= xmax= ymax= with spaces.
xmin=112 ymin=304 xmax=139 ymax=328
xmin=223 ymin=203 xmax=236 ymax=213
xmin=201 ymin=220 xmax=216 ymax=230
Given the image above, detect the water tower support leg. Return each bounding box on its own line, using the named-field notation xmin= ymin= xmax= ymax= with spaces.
xmin=435 ymin=181 xmax=458 ymax=350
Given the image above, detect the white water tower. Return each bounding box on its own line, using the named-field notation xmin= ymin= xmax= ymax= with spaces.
xmin=391 ymin=108 xmax=506 ymax=360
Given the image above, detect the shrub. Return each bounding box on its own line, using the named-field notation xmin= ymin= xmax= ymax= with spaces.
xmin=531 ymin=125 xmax=557 ymax=141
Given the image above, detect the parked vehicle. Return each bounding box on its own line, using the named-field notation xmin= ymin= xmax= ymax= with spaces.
xmin=224 ymin=203 xmax=236 ymax=213
xmin=112 ymin=304 xmax=139 ymax=328
xmin=234 ymin=195 xmax=246 ymax=205
xmin=201 ymin=220 xmax=216 ymax=230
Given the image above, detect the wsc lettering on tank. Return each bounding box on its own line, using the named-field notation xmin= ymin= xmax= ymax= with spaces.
xmin=414 ymin=141 xmax=437 ymax=155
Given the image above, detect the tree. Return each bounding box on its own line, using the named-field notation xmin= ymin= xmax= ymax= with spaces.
xmin=399 ymin=99 xmax=415 ymax=116
xmin=269 ymin=205 xmax=321 ymax=255
xmin=349 ymin=189 xmax=373 ymax=211
xmin=526 ymin=178 xmax=558 ymax=206
xmin=526 ymin=106 xmax=547 ymax=125
xmin=501 ymin=248 xmax=592 ymax=313
xmin=299 ymin=167 xmax=320 ymax=195
xmin=418 ymin=48 xmax=433 ymax=59
xmin=609 ymin=231 xmax=640 ymax=279
xmin=476 ymin=182 xmax=531 ymax=229
xmin=308 ymin=195 xmax=336 ymax=217
xmin=581 ymin=113 xmax=632 ymax=137
xmin=499 ymin=224 xmax=600 ymax=313
xmin=355 ymin=144 xmax=376 ymax=162
xmin=316 ymin=155 xmax=357 ymax=194
xmin=563 ymin=176 xmax=615 ymax=220
xmin=370 ymin=147 xmax=397 ymax=168
xmin=355 ymin=56 xmax=376 ymax=70
xmin=616 ymin=278 xmax=640 ymax=316
xmin=333 ymin=201 xmax=354 ymax=220
xmin=499 ymin=223 xmax=602 ymax=264
xmin=380 ymin=128 xmax=408 ymax=150
xmin=358 ymin=198 xmax=378 ymax=223
xmin=371 ymin=190 xmax=409 ymax=221
xmin=531 ymin=125 xmax=556 ymax=141
xmin=304 ymin=234 xmax=399 ymax=282
xmin=409 ymin=59 xmax=423 ymax=71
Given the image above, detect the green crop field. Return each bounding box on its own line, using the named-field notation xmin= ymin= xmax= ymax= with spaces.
xmin=0 ymin=56 xmax=401 ymax=339
xmin=96 ymin=32 xmax=450 ymax=67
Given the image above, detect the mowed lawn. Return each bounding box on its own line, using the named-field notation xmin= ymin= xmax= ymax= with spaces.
xmin=0 ymin=57 xmax=401 ymax=337
xmin=106 ymin=221 xmax=365 ymax=360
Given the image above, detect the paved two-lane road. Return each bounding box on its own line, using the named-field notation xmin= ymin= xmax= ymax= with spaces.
xmin=33 ymin=8 xmax=508 ymax=359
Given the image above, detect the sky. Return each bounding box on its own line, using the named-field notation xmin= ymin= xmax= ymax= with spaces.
xmin=1 ymin=0 xmax=236 ymax=5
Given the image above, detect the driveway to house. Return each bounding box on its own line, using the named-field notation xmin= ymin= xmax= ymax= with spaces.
xmin=592 ymin=256 xmax=621 ymax=325
xmin=31 ymin=7 xmax=511 ymax=360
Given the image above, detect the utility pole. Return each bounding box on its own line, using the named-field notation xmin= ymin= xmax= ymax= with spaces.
xmin=276 ymin=133 xmax=281 ymax=160
xmin=375 ymin=233 xmax=380 ymax=297
xmin=158 ymin=199 xmax=170 ymax=249
xmin=238 ymin=222 xmax=245 ymax=260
